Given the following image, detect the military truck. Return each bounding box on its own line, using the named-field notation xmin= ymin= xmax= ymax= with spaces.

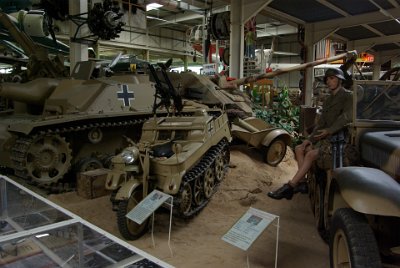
xmin=308 ymin=80 xmax=400 ymax=267
xmin=105 ymin=109 xmax=231 ymax=240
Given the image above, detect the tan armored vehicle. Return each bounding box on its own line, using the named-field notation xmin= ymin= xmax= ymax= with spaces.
xmin=157 ymin=52 xmax=356 ymax=166
xmin=308 ymin=80 xmax=400 ymax=267
xmin=105 ymin=109 xmax=231 ymax=240
xmin=0 ymin=11 xmax=161 ymax=188
xmin=155 ymin=70 xmax=291 ymax=165
xmin=0 ymin=63 xmax=157 ymax=186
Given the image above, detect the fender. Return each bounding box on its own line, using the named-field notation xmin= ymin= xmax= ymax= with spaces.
xmin=261 ymin=129 xmax=291 ymax=147
xmin=114 ymin=179 xmax=142 ymax=201
xmin=333 ymin=166 xmax=400 ymax=217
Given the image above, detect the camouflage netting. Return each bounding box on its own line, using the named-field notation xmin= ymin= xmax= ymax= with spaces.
xmin=254 ymin=86 xmax=301 ymax=147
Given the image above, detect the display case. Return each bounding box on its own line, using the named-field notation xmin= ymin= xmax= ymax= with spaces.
xmin=0 ymin=175 xmax=172 ymax=268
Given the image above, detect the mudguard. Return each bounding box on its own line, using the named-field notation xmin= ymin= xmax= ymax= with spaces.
xmin=333 ymin=166 xmax=400 ymax=217
xmin=114 ymin=179 xmax=142 ymax=201
xmin=261 ymin=129 xmax=291 ymax=147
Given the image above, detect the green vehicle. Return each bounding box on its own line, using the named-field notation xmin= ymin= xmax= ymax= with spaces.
xmin=308 ymin=80 xmax=400 ymax=267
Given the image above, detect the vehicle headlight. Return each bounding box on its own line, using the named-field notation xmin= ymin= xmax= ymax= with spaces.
xmin=121 ymin=147 xmax=140 ymax=164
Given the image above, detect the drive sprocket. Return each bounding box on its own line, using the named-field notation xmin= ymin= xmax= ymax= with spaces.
xmin=24 ymin=135 xmax=72 ymax=185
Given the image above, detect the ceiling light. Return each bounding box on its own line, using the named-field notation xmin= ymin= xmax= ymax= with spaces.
xmin=146 ymin=15 xmax=168 ymax=22
xmin=146 ymin=3 xmax=163 ymax=11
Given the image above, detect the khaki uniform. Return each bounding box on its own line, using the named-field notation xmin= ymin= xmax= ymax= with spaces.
xmin=308 ymin=87 xmax=353 ymax=169
xmin=309 ymin=87 xmax=353 ymax=143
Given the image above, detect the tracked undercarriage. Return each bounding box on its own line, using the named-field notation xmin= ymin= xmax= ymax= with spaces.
xmin=7 ymin=115 xmax=149 ymax=187
xmin=174 ymin=138 xmax=230 ymax=218
xmin=106 ymin=111 xmax=232 ymax=240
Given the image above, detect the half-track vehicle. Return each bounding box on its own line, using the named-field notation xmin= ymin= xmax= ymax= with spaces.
xmin=307 ymin=80 xmax=400 ymax=267
xmin=157 ymin=51 xmax=356 ymax=166
xmin=157 ymin=70 xmax=291 ymax=166
xmin=105 ymin=109 xmax=232 ymax=240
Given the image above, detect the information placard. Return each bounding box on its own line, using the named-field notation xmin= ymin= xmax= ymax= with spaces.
xmin=203 ymin=63 xmax=217 ymax=76
xmin=126 ymin=190 xmax=171 ymax=224
xmin=222 ymin=207 xmax=278 ymax=251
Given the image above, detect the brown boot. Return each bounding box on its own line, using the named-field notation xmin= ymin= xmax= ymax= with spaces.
xmin=267 ymin=183 xmax=294 ymax=200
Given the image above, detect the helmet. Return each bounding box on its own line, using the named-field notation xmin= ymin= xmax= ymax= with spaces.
xmin=324 ymin=68 xmax=345 ymax=84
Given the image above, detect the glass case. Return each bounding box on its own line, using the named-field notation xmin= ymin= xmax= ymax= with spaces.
xmin=0 ymin=175 xmax=172 ymax=268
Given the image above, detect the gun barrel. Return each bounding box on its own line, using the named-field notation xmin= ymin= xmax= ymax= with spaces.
xmin=220 ymin=50 xmax=357 ymax=88
xmin=0 ymin=78 xmax=59 ymax=105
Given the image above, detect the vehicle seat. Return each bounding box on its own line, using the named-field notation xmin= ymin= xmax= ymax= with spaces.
xmin=316 ymin=129 xmax=359 ymax=170
xmin=152 ymin=141 xmax=174 ymax=158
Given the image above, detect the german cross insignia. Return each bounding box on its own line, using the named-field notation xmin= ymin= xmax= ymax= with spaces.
xmin=117 ymin=84 xmax=135 ymax=106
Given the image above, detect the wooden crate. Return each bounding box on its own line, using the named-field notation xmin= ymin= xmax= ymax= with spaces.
xmin=77 ymin=168 xmax=111 ymax=199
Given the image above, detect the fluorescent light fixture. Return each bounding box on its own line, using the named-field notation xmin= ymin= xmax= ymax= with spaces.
xmin=35 ymin=233 xmax=50 ymax=238
xmin=146 ymin=15 xmax=168 ymax=22
xmin=146 ymin=3 xmax=163 ymax=11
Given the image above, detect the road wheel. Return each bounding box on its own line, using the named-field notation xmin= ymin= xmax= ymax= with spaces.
xmin=264 ymin=138 xmax=287 ymax=166
xmin=117 ymin=187 xmax=149 ymax=240
xmin=193 ymin=177 xmax=204 ymax=205
xmin=330 ymin=208 xmax=381 ymax=268
xmin=203 ymin=166 xmax=215 ymax=199
xmin=178 ymin=182 xmax=193 ymax=217
xmin=75 ymin=157 xmax=103 ymax=172
xmin=214 ymin=154 xmax=225 ymax=182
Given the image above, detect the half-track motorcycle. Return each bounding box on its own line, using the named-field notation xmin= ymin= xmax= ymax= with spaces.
xmin=105 ymin=109 xmax=232 ymax=240
xmin=308 ymin=80 xmax=400 ymax=267
xmin=154 ymin=51 xmax=356 ymax=166
xmin=102 ymin=58 xmax=232 ymax=240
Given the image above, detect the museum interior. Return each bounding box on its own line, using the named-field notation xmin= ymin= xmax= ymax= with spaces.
xmin=0 ymin=0 xmax=399 ymax=267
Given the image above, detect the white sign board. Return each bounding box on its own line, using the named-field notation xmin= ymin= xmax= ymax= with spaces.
xmin=126 ymin=190 xmax=172 ymax=225
xmin=203 ymin=63 xmax=217 ymax=76
xmin=222 ymin=207 xmax=278 ymax=251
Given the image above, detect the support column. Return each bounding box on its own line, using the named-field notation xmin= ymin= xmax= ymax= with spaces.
xmin=372 ymin=53 xmax=381 ymax=80
xmin=229 ymin=0 xmax=244 ymax=79
xmin=183 ymin=54 xmax=188 ymax=71
xmin=143 ymin=49 xmax=150 ymax=61
xmin=69 ymin=0 xmax=88 ymax=74
xmin=304 ymin=24 xmax=315 ymax=106
xmin=202 ymin=12 xmax=208 ymax=64
xmin=92 ymin=42 xmax=99 ymax=59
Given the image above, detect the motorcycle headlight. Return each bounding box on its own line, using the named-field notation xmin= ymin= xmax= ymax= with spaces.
xmin=121 ymin=147 xmax=140 ymax=164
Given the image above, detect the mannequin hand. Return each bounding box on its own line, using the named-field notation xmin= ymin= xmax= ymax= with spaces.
xmin=314 ymin=129 xmax=330 ymax=140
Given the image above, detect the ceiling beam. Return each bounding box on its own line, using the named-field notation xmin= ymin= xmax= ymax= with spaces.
xmin=354 ymin=33 xmax=400 ymax=47
xmin=242 ymin=0 xmax=273 ymax=23
xmin=361 ymin=24 xmax=384 ymax=36
xmin=262 ymin=6 xmax=304 ymax=26
xmin=313 ymin=7 xmax=400 ymax=31
xmin=147 ymin=4 xmax=230 ymax=28
xmin=147 ymin=11 xmax=203 ymax=28
xmin=256 ymin=24 xmax=297 ymax=37
xmin=388 ymin=0 xmax=399 ymax=7
xmin=316 ymin=0 xmax=349 ymax=17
